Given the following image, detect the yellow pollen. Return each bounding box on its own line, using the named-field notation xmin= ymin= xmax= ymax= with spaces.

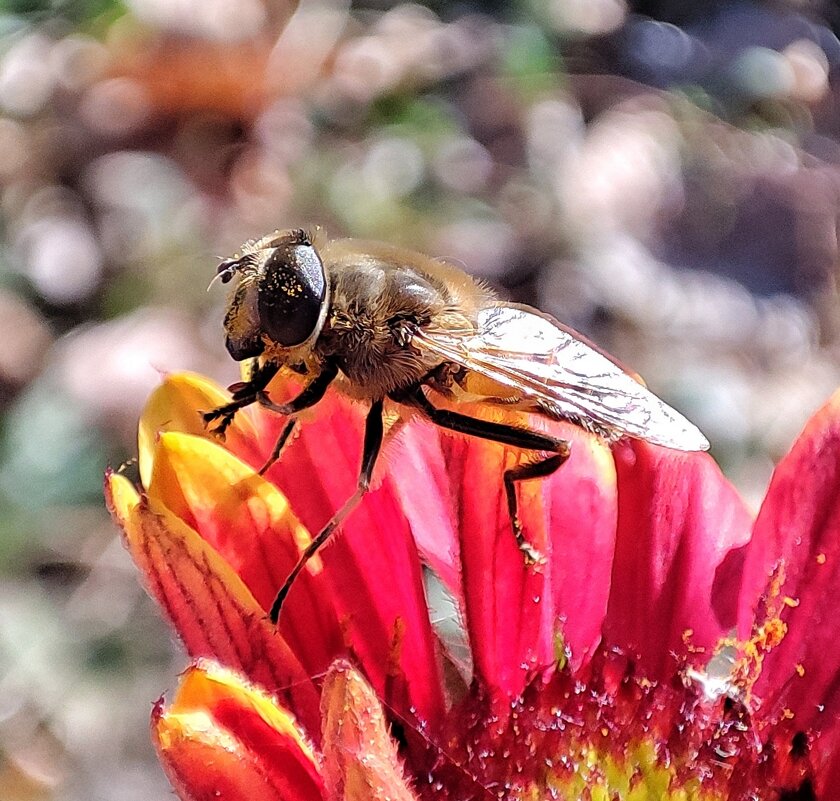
xmin=762 ymin=617 xmax=788 ymax=646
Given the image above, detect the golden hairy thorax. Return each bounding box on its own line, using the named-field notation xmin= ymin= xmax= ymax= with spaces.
xmin=261 ymin=238 xmax=496 ymax=401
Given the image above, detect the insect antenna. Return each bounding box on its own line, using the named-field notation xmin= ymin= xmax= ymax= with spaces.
xmin=207 ymin=255 xmax=255 ymax=291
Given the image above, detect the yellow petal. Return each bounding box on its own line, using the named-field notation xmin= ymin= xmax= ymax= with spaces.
xmin=105 ymin=471 xmax=141 ymax=524
xmin=138 ymin=372 xmax=259 ymax=487
xmin=147 ymin=431 xmax=313 ymax=563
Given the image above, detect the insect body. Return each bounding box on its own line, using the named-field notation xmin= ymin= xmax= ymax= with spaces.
xmin=206 ymin=228 xmax=709 ymax=622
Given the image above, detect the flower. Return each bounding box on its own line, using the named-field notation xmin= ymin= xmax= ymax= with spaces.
xmin=107 ymin=371 xmax=840 ymax=799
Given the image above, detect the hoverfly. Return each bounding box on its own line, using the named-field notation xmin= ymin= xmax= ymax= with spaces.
xmin=205 ymin=228 xmax=709 ymax=622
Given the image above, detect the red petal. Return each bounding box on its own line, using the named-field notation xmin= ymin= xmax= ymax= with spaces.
xmin=737 ymin=390 xmax=840 ymax=732
xmin=106 ymin=473 xmax=321 ymax=736
xmin=603 ymin=440 xmax=752 ymax=680
xmin=544 ymin=425 xmax=618 ymax=670
xmin=437 ymin=417 xmax=620 ymax=697
xmin=815 ymin=725 xmax=840 ymax=799
xmin=439 ymin=430 xmax=555 ymax=701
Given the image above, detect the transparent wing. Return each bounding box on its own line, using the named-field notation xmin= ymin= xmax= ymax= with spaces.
xmin=414 ymin=304 xmax=709 ymax=451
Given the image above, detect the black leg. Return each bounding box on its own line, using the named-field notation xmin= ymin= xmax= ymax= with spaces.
xmin=204 ymin=360 xmax=337 ymax=440
xmin=254 ymin=362 xmax=339 ymax=474
xmin=504 ymin=453 xmax=569 ymax=562
xmin=257 ymin=417 xmax=297 ymax=475
xmin=360 ymin=397 xmax=384 ymax=490
xmin=403 ymin=385 xmax=566 ymax=453
xmin=202 ymin=361 xmax=280 ymax=438
xmin=257 ymin=361 xmax=339 ymax=416
xmin=403 ymin=385 xmax=570 ymax=560
xmin=269 ymin=399 xmax=385 ymax=623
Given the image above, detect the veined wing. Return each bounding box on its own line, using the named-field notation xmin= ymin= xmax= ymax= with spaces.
xmin=414 ymin=304 xmax=709 ymax=451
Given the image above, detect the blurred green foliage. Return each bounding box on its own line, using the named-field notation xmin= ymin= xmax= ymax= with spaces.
xmin=0 ymin=0 xmax=124 ymax=25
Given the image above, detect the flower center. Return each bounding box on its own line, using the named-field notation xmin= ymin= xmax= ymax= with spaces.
xmin=412 ymin=652 xmax=816 ymax=801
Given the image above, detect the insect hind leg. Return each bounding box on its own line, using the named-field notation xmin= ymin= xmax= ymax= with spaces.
xmin=401 ymin=384 xmax=571 ymax=561
xmin=504 ymin=449 xmax=569 ymax=563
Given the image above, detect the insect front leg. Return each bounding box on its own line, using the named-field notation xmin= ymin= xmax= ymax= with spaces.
xmin=258 ymin=418 xmax=297 ymax=475
xmin=202 ymin=360 xmax=281 ymax=438
xmin=402 ymin=383 xmax=570 ymax=563
xmin=255 ymin=360 xmax=339 ymax=474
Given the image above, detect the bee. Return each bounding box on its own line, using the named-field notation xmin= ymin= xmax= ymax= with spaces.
xmin=205 ymin=227 xmax=709 ymax=622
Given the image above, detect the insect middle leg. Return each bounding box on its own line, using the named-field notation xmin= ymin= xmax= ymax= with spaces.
xmin=254 ymin=362 xmax=339 ymax=473
xmin=503 ymin=453 xmax=569 ymax=562
xmin=269 ymin=398 xmax=386 ymax=623
xmin=402 ymin=384 xmax=570 ymax=561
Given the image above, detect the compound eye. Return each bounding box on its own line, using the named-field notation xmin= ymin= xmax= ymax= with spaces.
xmin=257 ymin=243 xmax=327 ymax=347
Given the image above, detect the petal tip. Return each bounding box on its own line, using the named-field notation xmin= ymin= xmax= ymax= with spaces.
xmin=104 ymin=472 xmax=141 ymax=522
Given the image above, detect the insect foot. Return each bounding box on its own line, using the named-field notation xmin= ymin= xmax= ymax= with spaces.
xmin=511 ymin=517 xmax=547 ymax=566
xmin=201 ymin=405 xmax=237 ymax=440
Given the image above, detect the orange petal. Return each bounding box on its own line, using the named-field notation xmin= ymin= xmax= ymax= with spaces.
xmin=138 ymin=372 xmax=262 ymax=487
xmin=153 ymin=660 xmax=325 ymax=801
xmin=320 ymin=661 xmax=417 ymax=801
xmin=146 ymin=430 xmax=344 ymax=677
xmin=154 ymin=711 xmax=283 ymax=801
xmin=105 ymin=473 xmax=321 ymax=736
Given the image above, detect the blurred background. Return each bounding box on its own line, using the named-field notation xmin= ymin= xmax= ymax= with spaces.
xmin=1 ymin=0 xmax=839 ymax=797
